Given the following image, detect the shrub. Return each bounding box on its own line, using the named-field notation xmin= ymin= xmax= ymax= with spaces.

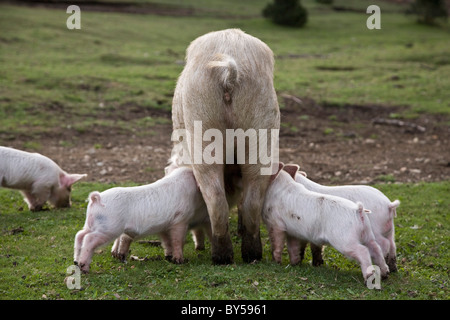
xmin=316 ymin=0 xmax=333 ymax=4
xmin=262 ymin=0 xmax=308 ymax=28
xmin=409 ymin=0 xmax=448 ymax=25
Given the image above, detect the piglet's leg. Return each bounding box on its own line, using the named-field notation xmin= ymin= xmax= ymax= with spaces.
xmin=367 ymin=240 xmax=389 ymax=279
xmin=268 ymin=226 xmax=285 ymax=264
xmin=74 ymin=229 xmax=90 ymax=264
xmin=340 ymin=243 xmax=374 ymax=282
xmin=21 ymin=189 xmax=48 ymax=212
xmin=298 ymin=240 xmax=307 ymax=263
xmin=386 ymin=236 xmax=398 ymax=272
xmin=286 ymin=236 xmax=302 ymax=265
xmin=310 ymin=243 xmax=324 ymax=266
xmin=191 ymin=228 xmax=206 ymax=251
xmin=111 ymin=234 xmax=133 ymax=262
xmin=159 ymin=231 xmax=173 ymax=261
xmin=169 ymin=223 xmax=188 ymax=264
xmin=78 ymin=232 xmax=112 ymax=274
xmin=192 ymin=221 xmax=213 ymax=251
xmin=111 ymin=238 xmax=120 ymax=258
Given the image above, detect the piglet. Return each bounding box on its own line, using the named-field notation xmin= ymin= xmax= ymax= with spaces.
xmin=286 ymin=164 xmax=400 ymax=272
xmin=0 ymin=146 xmax=86 ymax=211
xmin=73 ymin=167 xmax=210 ymax=273
xmin=262 ymin=165 xmax=389 ymax=283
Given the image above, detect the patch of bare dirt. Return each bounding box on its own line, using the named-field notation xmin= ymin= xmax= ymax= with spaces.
xmin=278 ymin=96 xmax=449 ymax=185
xmin=3 ymin=95 xmax=449 ymax=186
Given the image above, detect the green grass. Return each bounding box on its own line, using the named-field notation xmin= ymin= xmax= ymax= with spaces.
xmin=0 ymin=182 xmax=448 ymax=300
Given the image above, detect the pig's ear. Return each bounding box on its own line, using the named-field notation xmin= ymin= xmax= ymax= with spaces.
xmin=283 ymin=164 xmax=300 ymax=180
xmin=298 ymin=171 xmax=307 ymax=177
xmin=269 ymin=162 xmax=284 ymax=183
xmin=60 ymin=173 xmax=87 ymax=188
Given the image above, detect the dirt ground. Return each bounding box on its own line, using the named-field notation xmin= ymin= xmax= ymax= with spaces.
xmin=6 ymin=94 xmax=449 ymax=186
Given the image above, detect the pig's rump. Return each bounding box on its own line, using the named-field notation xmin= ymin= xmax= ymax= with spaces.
xmin=177 ymin=29 xmax=278 ymax=133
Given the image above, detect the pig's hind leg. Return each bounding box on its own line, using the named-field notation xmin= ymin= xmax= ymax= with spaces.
xmin=366 ymin=240 xmax=389 ymax=279
xmin=111 ymin=234 xmax=133 ymax=262
xmin=268 ymin=226 xmax=285 ymax=264
xmin=239 ymin=168 xmax=271 ymax=263
xmin=310 ymin=243 xmax=324 ymax=266
xmin=169 ymin=222 xmax=189 ymax=264
xmin=335 ymin=242 xmax=374 ymax=282
xmin=159 ymin=231 xmax=173 ymax=261
xmin=286 ymin=236 xmax=301 ymax=265
xmin=192 ymin=221 xmax=213 ymax=251
xmin=193 ymin=164 xmax=233 ymax=265
xmin=386 ymin=235 xmax=398 ymax=272
xmin=191 ymin=228 xmax=206 ymax=251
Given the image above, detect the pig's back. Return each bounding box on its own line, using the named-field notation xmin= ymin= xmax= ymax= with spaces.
xmin=99 ymin=169 xmax=201 ymax=235
xmin=0 ymin=147 xmax=60 ymax=188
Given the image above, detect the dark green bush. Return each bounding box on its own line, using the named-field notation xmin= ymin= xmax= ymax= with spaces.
xmin=409 ymin=0 xmax=448 ymax=25
xmin=262 ymin=0 xmax=308 ymax=28
xmin=316 ymin=0 xmax=333 ymax=4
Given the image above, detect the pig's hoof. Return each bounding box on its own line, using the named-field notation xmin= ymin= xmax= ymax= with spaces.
xmin=165 ymin=255 xmax=173 ymax=262
xmin=241 ymin=235 xmax=262 ymax=263
xmin=211 ymin=235 xmax=234 ymax=265
xmin=272 ymin=259 xmax=281 ymax=265
xmin=212 ymin=255 xmax=233 ymax=265
xmin=195 ymin=244 xmax=205 ymax=251
xmin=389 ymin=264 xmax=398 ymax=273
xmin=171 ymin=257 xmax=185 ymax=264
xmin=74 ymin=261 xmax=78 ymax=266
xmin=387 ymin=258 xmax=398 ymax=273
xmin=289 ymin=259 xmax=301 ymax=266
xmin=114 ymin=253 xmax=127 ymax=262
xmin=79 ymin=263 xmax=89 ymax=274
xmin=312 ymin=258 xmax=324 ymax=267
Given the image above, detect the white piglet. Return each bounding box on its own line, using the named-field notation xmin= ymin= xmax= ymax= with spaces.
xmin=287 ymin=164 xmax=400 ymax=272
xmin=0 ymin=146 xmax=86 ymax=211
xmin=73 ymin=167 xmax=210 ymax=273
xmin=262 ymin=165 xmax=389 ymax=283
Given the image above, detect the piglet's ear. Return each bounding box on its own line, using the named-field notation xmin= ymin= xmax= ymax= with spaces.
xmin=269 ymin=162 xmax=284 ymax=183
xmin=283 ymin=164 xmax=300 ymax=180
xmin=60 ymin=173 xmax=87 ymax=188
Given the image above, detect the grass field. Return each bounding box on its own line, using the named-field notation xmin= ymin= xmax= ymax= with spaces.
xmin=0 ymin=0 xmax=449 ymax=301
xmin=0 ymin=181 xmax=449 ymax=300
